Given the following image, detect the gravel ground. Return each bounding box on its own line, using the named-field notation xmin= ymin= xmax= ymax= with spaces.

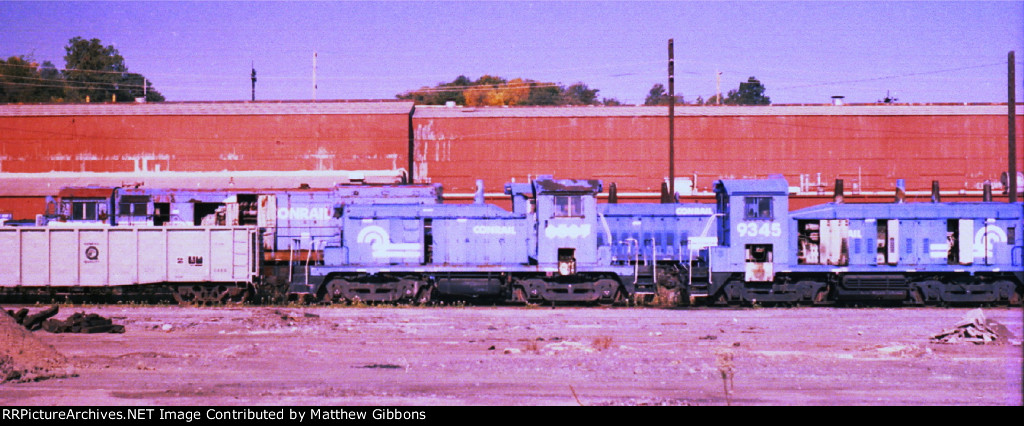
xmin=1 ymin=305 xmax=1021 ymax=406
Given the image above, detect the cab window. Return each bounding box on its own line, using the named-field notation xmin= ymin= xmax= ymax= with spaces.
xmin=554 ymin=196 xmax=583 ymax=217
xmin=744 ymin=196 xmax=772 ymax=219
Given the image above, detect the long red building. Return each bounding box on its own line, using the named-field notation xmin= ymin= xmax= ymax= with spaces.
xmin=1 ymin=100 xmax=1021 ymax=219
xmin=412 ymin=104 xmax=1022 ymax=196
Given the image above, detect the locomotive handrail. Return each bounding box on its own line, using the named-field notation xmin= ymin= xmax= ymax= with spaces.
xmin=289 ymin=238 xmax=299 ymax=285
xmin=304 ymin=239 xmax=328 ymax=289
xmin=597 ymin=209 xmax=613 ymax=248
xmin=651 ymin=238 xmax=657 ymax=286
xmin=625 ymin=238 xmax=639 ymax=285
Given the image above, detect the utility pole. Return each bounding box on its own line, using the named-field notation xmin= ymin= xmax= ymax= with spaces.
xmin=668 ymin=38 xmax=675 ymax=201
xmin=1009 ymin=50 xmax=1017 ymax=203
xmin=313 ymin=51 xmax=318 ymax=102
xmin=251 ymin=62 xmax=257 ymax=102
xmin=716 ymin=71 xmax=722 ymax=105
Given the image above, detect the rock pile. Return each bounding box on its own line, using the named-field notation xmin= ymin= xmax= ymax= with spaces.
xmin=43 ymin=312 xmax=126 ymax=334
xmin=0 ymin=310 xmax=73 ymax=383
xmin=930 ymin=309 xmax=1015 ymax=345
xmin=6 ymin=305 xmax=59 ymax=331
xmin=6 ymin=306 xmax=125 ymax=334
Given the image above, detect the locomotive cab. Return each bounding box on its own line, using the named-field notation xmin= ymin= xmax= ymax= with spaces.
xmin=702 ymin=178 xmax=790 ymax=303
xmin=531 ymin=176 xmax=603 ymax=273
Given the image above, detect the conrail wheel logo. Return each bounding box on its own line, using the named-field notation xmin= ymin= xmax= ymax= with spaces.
xmin=974 ymin=225 xmax=1006 ymax=259
xmin=357 ymin=225 xmax=421 ymax=259
xmin=84 ymin=246 xmax=99 ymax=260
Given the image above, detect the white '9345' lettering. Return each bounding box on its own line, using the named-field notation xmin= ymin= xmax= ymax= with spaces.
xmin=737 ymin=222 xmax=781 ymax=238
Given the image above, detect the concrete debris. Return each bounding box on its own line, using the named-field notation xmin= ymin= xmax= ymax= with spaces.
xmin=42 ymin=312 xmax=126 ymax=334
xmin=930 ymin=309 xmax=1014 ymax=345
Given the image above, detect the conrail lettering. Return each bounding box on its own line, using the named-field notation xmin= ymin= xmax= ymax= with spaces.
xmin=277 ymin=207 xmax=331 ymax=221
xmin=675 ymin=207 xmax=714 ymax=216
xmin=473 ymin=225 xmax=516 ymax=235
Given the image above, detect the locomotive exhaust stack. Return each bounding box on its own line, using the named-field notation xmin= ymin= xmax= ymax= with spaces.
xmin=474 ymin=179 xmax=485 ymax=204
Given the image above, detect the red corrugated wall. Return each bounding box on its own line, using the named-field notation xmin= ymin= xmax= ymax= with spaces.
xmin=2 ymin=104 xmax=1021 ymax=211
xmin=0 ymin=114 xmax=409 ymax=173
xmin=413 ymin=112 xmax=1022 ymax=196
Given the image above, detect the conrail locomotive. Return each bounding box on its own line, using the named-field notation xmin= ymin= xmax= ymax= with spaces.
xmin=1 ymin=175 xmax=1021 ymax=306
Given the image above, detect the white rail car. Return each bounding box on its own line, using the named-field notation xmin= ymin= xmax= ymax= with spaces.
xmin=0 ymin=226 xmax=259 ymax=303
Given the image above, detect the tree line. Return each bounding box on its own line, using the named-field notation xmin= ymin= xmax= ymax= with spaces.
xmin=396 ymin=75 xmax=621 ymax=106
xmin=2 ymin=37 xmax=771 ymax=106
xmin=399 ymin=75 xmax=770 ymax=106
xmin=0 ymin=37 xmax=164 ymax=103
xmin=644 ymin=77 xmax=770 ymax=106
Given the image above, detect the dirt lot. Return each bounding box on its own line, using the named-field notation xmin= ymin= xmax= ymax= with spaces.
xmin=1 ymin=305 xmax=1021 ymax=406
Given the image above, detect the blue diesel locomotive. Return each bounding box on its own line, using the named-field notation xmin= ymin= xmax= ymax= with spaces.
xmin=3 ymin=175 xmax=1021 ymax=306
xmin=696 ymin=178 xmax=1023 ymax=305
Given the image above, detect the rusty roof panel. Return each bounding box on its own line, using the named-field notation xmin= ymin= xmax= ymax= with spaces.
xmin=57 ymin=187 xmax=115 ymax=198
xmin=413 ymin=104 xmax=1023 ymax=118
xmin=0 ymin=170 xmax=406 ymax=196
xmin=0 ymin=100 xmax=414 ymax=117
xmin=533 ymin=176 xmax=602 ymax=194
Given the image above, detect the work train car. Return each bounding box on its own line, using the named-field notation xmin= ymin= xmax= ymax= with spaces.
xmin=1 ymin=182 xmax=442 ymax=303
xmin=0 ymin=225 xmax=259 ymax=304
xmin=697 ymin=178 xmax=1024 ymax=305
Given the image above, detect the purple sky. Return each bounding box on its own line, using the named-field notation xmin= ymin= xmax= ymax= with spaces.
xmin=2 ymin=1 xmax=1022 ymax=105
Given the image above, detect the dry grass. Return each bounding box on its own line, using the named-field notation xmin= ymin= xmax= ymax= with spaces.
xmin=715 ymin=348 xmax=736 ymax=406
xmin=591 ymin=336 xmax=614 ymax=351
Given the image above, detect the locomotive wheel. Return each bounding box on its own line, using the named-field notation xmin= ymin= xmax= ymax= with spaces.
xmin=321 ymin=278 xmax=348 ymax=304
xmin=226 ymin=286 xmax=250 ymax=305
xmin=908 ymin=287 xmax=925 ymax=305
xmin=993 ymin=280 xmax=1021 ymax=306
xmin=718 ymin=279 xmax=744 ymax=306
xmin=510 ymin=287 xmax=528 ymax=304
xmin=415 ymin=285 xmax=433 ymax=305
xmin=597 ymin=287 xmax=625 ymax=307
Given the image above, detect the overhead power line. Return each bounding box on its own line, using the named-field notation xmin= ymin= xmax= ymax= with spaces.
xmin=0 ymin=61 xmax=139 ymax=76
xmin=775 ymin=62 xmax=1006 ymax=91
xmin=397 ymin=82 xmax=564 ymax=95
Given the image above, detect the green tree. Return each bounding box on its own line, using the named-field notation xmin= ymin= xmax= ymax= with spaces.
xmin=724 ymin=76 xmax=770 ymax=105
xmin=120 ymin=72 xmax=165 ymax=102
xmin=644 ymin=83 xmax=683 ymax=106
xmin=561 ymin=83 xmax=600 ymax=105
xmin=397 ymin=75 xmax=470 ymax=105
xmin=63 ymin=37 xmax=163 ymax=102
xmin=644 ymin=83 xmax=667 ymax=105
xmin=526 ymin=84 xmax=561 ymax=105
xmin=0 ymin=56 xmax=64 ymax=102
